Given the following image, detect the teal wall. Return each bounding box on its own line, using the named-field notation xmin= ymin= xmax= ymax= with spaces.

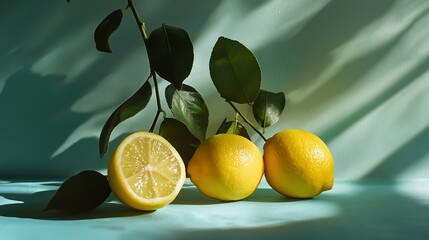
xmin=1 ymin=0 xmax=429 ymax=179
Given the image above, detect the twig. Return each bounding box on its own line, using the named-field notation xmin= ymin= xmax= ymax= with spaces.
xmin=128 ymin=0 xmax=165 ymax=132
xmin=227 ymin=101 xmax=266 ymax=142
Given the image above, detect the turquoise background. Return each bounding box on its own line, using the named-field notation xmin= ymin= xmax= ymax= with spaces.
xmin=1 ymin=0 xmax=429 ymax=179
xmin=1 ymin=2 xmax=429 ymax=239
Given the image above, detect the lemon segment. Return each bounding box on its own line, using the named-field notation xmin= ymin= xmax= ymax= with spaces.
xmin=108 ymin=131 xmax=186 ymax=211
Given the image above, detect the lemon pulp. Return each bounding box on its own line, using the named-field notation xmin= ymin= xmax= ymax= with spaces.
xmin=108 ymin=131 xmax=186 ymax=211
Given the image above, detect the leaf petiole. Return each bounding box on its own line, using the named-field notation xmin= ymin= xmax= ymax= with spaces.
xmin=227 ymin=101 xmax=267 ymax=142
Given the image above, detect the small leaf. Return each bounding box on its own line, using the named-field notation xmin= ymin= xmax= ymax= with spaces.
xmin=66 ymin=0 xmax=70 ymax=3
xmin=216 ymin=118 xmax=251 ymax=140
xmin=209 ymin=37 xmax=261 ymax=104
xmin=148 ymin=24 xmax=194 ymax=89
xmin=99 ymin=80 xmax=152 ymax=158
xmin=94 ymin=9 xmax=123 ymax=53
xmin=252 ymin=90 xmax=285 ymax=129
xmin=165 ymin=84 xmax=208 ymax=141
xmin=45 ymin=170 xmax=111 ymax=212
xmin=159 ymin=118 xmax=200 ymax=168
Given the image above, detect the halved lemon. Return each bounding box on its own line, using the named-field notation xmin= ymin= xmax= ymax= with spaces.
xmin=108 ymin=131 xmax=186 ymax=211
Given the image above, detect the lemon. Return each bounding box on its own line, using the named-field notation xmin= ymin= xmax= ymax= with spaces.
xmin=108 ymin=131 xmax=186 ymax=211
xmin=263 ymin=129 xmax=334 ymax=198
xmin=187 ymin=134 xmax=264 ymax=201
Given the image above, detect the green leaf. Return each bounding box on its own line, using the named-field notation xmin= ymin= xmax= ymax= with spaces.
xmin=94 ymin=9 xmax=123 ymax=53
xmin=165 ymin=84 xmax=208 ymax=141
xmin=148 ymin=24 xmax=194 ymax=89
xmin=159 ymin=118 xmax=200 ymax=169
xmin=252 ymin=90 xmax=285 ymax=129
xmin=45 ymin=170 xmax=111 ymax=212
xmin=99 ymin=80 xmax=152 ymax=158
xmin=216 ymin=118 xmax=251 ymax=140
xmin=209 ymin=36 xmax=261 ymax=104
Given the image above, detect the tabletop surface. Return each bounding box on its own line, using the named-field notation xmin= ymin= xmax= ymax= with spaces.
xmin=1 ymin=179 xmax=429 ymax=240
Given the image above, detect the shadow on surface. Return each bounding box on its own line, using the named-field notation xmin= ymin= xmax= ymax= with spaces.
xmin=172 ymin=186 xmax=223 ymax=205
xmin=166 ymin=182 xmax=429 ymax=240
xmin=243 ymin=188 xmax=305 ymax=203
xmin=0 ymin=183 xmax=148 ymax=220
xmin=173 ymin=186 xmax=303 ymax=205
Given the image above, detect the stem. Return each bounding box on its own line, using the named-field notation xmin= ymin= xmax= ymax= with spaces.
xmin=233 ymin=112 xmax=239 ymax=132
xmin=149 ymin=111 xmax=161 ymax=132
xmin=227 ymin=101 xmax=267 ymax=142
xmin=128 ymin=0 xmax=165 ymax=132
xmin=128 ymin=0 xmax=148 ymax=42
xmin=149 ymin=73 xmax=167 ymax=132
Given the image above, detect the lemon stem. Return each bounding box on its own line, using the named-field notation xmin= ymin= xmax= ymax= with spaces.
xmin=128 ymin=0 xmax=166 ymax=132
xmin=227 ymin=101 xmax=267 ymax=142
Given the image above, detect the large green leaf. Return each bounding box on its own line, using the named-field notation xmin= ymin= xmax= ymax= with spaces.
xmin=209 ymin=36 xmax=261 ymax=104
xmin=45 ymin=170 xmax=111 ymax=212
xmin=252 ymin=90 xmax=285 ymax=129
xmin=99 ymin=80 xmax=152 ymax=158
xmin=165 ymin=84 xmax=208 ymax=141
xmin=216 ymin=118 xmax=250 ymax=140
xmin=159 ymin=118 xmax=200 ymax=169
xmin=94 ymin=9 xmax=123 ymax=53
xmin=148 ymin=24 xmax=194 ymax=89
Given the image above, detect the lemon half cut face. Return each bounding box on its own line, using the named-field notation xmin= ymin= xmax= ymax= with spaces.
xmin=108 ymin=131 xmax=186 ymax=211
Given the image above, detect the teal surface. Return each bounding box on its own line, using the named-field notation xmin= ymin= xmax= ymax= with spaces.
xmin=1 ymin=179 xmax=429 ymax=240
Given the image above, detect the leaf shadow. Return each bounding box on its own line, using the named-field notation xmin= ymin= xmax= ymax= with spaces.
xmin=256 ymin=0 xmax=397 ymax=92
xmin=0 ymin=69 xmax=107 ymax=178
xmin=317 ymin=8 xmax=429 ymax=143
xmin=363 ymin=124 xmax=429 ymax=179
xmin=0 ymin=0 xmax=226 ymax=179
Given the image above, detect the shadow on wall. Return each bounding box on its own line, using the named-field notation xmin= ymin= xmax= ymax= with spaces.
xmin=0 ymin=69 xmax=104 ymax=178
xmin=0 ymin=1 xmax=146 ymax=178
xmin=364 ymin=124 xmax=429 ymax=179
xmin=257 ymin=0 xmax=395 ymax=91
xmin=252 ymin=0 xmax=429 ymax=178
xmin=1 ymin=0 xmax=429 ymax=179
xmin=0 ymin=0 xmax=225 ymax=178
xmin=258 ymin=0 xmax=428 ymax=133
xmin=0 ymin=0 xmax=284 ymax=179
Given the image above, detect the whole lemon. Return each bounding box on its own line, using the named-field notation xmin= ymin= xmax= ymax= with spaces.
xmin=187 ymin=134 xmax=264 ymax=201
xmin=263 ymin=129 xmax=334 ymax=198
